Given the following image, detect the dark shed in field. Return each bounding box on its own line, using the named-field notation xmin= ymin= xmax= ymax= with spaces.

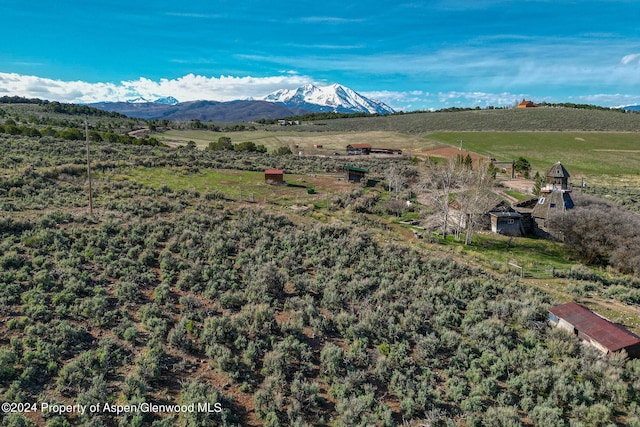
xmin=344 ymin=165 xmax=368 ymax=183
xmin=264 ymin=169 xmax=284 ymax=184
xmin=489 ymin=211 xmax=524 ymax=236
xmin=548 ymin=302 xmax=640 ymax=357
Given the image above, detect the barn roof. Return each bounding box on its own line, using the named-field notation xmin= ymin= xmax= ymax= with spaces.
xmin=346 ymin=144 xmax=372 ymax=149
xmin=490 ymin=211 xmax=522 ymax=219
xmin=518 ymin=99 xmax=538 ymax=108
xmin=549 ymin=302 xmax=640 ymax=352
xmin=344 ymin=165 xmax=368 ymax=173
xmin=532 ymin=190 xmax=574 ymax=220
xmin=264 ymin=169 xmax=284 ymax=175
xmin=515 ymin=198 xmax=539 ymax=210
xmin=546 ymin=162 xmax=570 ymax=179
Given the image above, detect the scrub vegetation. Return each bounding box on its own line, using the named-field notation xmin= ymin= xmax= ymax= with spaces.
xmin=1 ymin=101 xmax=640 ymax=426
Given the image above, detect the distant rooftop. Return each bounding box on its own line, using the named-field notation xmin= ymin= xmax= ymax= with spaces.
xmin=518 ymin=99 xmax=539 ymax=108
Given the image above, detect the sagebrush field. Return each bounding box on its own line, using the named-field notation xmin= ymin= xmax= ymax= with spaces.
xmin=2 ymin=101 xmax=640 ymax=426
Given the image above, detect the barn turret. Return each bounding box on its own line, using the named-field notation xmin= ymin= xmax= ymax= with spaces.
xmin=544 ymin=161 xmax=571 ymax=192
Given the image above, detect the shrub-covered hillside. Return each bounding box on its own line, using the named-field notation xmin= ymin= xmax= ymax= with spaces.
xmin=1 ymin=126 xmax=640 ymax=426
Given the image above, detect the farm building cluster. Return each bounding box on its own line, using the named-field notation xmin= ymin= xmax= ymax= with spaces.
xmin=449 ymin=161 xmax=575 ymax=237
xmin=346 ymin=144 xmax=402 ymax=156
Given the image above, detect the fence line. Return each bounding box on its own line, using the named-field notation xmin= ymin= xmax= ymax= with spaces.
xmin=502 ymin=260 xmax=574 ymax=279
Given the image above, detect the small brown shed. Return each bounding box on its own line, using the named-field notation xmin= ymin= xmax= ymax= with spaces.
xmin=264 ymin=169 xmax=284 ymax=185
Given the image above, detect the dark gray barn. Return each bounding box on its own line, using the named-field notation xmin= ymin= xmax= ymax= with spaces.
xmin=531 ymin=161 xmax=574 ymax=234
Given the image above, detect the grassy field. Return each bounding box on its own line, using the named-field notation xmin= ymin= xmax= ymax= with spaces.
xmin=441 ymin=232 xmax=575 ymax=273
xmin=299 ymin=107 xmax=640 ymax=133
xmin=156 ymin=129 xmax=441 ymax=156
xmin=157 ymin=127 xmax=640 ymax=184
xmin=122 ymin=166 xmax=354 ymax=203
xmin=427 ymin=131 xmax=640 ymax=176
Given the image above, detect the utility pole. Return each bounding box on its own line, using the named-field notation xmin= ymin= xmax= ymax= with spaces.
xmin=85 ymin=120 xmax=93 ymax=216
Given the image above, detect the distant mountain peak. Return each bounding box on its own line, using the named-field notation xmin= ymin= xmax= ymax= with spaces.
xmin=127 ymin=97 xmax=150 ymax=104
xmin=262 ymin=83 xmax=395 ymax=115
xmin=91 ymin=83 xmax=394 ymax=120
xmin=126 ymin=96 xmax=180 ymax=105
xmin=154 ymin=96 xmax=179 ymax=105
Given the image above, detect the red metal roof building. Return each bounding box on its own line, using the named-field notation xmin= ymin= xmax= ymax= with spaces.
xmin=548 ymin=302 xmax=640 ymax=357
xmin=264 ymin=169 xmax=284 ymax=184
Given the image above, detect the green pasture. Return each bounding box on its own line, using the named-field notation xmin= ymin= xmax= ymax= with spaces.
xmin=126 ymin=167 xmax=284 ymax=199
xmin=442 ymin=232 xmax=575 ymax=273
xmin=122 ymin=166 xmax=345 ymax=203
xmin=428 ymin=131 xmax=640 ymax=178
xmin=158 ymin=128 xmax=640 ymax=177
xmin=504 ymin=190 xmax=530 ymax=201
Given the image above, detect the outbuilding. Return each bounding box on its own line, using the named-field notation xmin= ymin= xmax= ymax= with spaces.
xmin=264 ymin=169 xmax=284 ymax=185
xmin=517 ymin=99 xmax=539 ymax=108
xmin=489 ymin=211 xmax=524 ymax=236
xmin=344 ymin=165 xmax=367 ymax=183
xmin=346 ymin=144 xmax=372 ymax=155
xmin=548 ymin=302 xmax=640 ymax=357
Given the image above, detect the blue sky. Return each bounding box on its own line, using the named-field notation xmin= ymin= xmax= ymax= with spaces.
xmin=2 ymin=0 xmax=640 ymax=110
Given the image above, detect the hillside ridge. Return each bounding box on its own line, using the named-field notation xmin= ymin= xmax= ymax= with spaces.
xmin=300 ymin=107 xmax=640 ymax=133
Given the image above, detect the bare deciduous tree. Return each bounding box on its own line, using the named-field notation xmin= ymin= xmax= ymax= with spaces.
xmin=384 ymin=164 xmax=406 ymax=201
xmin=458 ymin=161 xmax=493 ymax=245
xmin=417 ymin=158 xmax=465 ymax=239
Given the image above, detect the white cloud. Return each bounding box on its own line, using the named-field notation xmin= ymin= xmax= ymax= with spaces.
xmin=164 ymin=12 xmax=222 ymax=19
xmin=621 ymin=53 xmax=640 ymax=65
xmin=569 ymin=93 xmax=640 ymax=107
xmin=2 ymin=71 xmax=639 ymax=111
xmin=363 ymin=89 xmax=527 ymax=111
xmin=299 ymin=16 xmax=364 ymax=24
xmin=0 ymin=72 xmax=315 ymax=103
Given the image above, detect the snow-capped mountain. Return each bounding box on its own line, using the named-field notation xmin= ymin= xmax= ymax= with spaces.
xmin=90 ymin=83 xmax=394 ymax=120
xmin=263 ymin=84 xmax=395 ymax=115
xmin=125 ymin=96 xmax=179 ymax=105
xmin=154 ymin=96 xmax=179 ymax=105
xmin=127 ymin=97 xmax=150 ymax=104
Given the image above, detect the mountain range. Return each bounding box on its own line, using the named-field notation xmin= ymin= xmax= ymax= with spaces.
xmin=262 ymin=83 xmax=393 ymax=115
xmin=89 ymin=84 xmax=395 ymax=121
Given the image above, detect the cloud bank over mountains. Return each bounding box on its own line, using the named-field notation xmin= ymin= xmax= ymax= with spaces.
xmin=0 ymin=72 xmax=313 ymax=105
xmin=2 ymin=71 xmax=640 ymax=111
